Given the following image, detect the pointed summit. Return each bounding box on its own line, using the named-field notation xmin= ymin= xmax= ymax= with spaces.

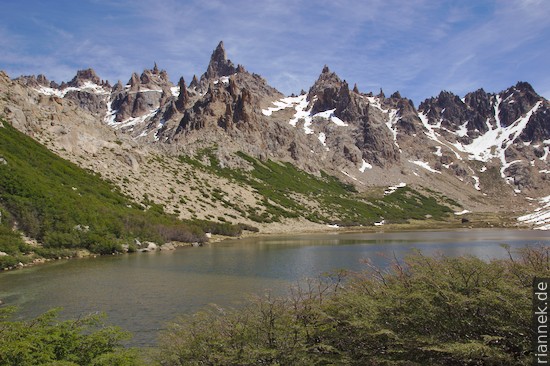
xmin=309 ymin=65 xmax=343 ymax=97
xmin=204 ymin=41 xmax=237 ymax=80
xmin=190 ymin=74 xmax=200 ymax=89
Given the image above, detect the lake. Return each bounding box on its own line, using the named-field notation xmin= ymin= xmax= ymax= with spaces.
xmin=0 ymin=229 xmax=548 ymax=346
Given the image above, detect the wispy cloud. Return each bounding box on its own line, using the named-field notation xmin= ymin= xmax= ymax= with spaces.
xmin=0 ymin=0 xmax=548 ymax=103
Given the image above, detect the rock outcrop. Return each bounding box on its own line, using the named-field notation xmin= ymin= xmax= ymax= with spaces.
xmin=202 ymin=41 xmax=237 ymax=81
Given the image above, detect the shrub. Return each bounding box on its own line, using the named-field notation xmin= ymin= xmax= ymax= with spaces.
xmin=0 ymin=308 xmax=141 ymax=366
xmin=157 ymin=245 xmax=549 ymax=365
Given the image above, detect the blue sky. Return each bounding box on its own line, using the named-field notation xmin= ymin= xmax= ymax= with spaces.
xmin=1 ymin=0 xmax=549 ymax=105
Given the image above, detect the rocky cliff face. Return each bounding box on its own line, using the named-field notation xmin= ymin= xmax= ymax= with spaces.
xmin=417 ymin=82 xmax=549 ymax=193
xmin=2 ymin=41 xmax=550 ymax=229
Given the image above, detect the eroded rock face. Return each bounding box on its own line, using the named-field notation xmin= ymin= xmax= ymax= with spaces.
xmin=419 ymin=90 xmax=489 ymax=137
xmin=358 ymin=115 xmax=400 ymax=166
xmin=306 ymin=66 xmax=402 ymax=167
xmin=109 ymin=65 xmax=175 ymax=122
xmin=64 ymin=90 xmax=107 ymax=116
xmin=498 ymin=82 xmax=540 ymax=127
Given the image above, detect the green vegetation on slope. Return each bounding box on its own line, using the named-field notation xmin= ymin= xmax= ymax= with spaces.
xmin=157 ymin=245 xmax=547 ymax=365
xmin=180 ymin=148 xmax=452 ymax=225
xmin=0 ymin=121 xmax=243 ymax=269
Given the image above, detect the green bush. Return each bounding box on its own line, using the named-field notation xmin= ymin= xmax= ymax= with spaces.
xmin=157 ymin=245 xmax=548 ymax=365
xmin=0 ymin=308 xmax=143 ymax=366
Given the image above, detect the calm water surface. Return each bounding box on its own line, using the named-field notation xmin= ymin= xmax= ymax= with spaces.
xmin=0 ymin=229 xmax=548 ymax=345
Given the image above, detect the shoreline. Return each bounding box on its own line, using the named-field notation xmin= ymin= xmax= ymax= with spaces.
xmin=0 ymin=213 xmax=537 ymax=273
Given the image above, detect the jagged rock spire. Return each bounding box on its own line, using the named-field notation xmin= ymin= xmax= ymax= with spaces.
xmin=176 ymin=77 xmax=188 ymax=111
xmin=204 ymin=41 xmax=237 ymax=80
xmin=190 ymin=75 xmax=200 ymax=89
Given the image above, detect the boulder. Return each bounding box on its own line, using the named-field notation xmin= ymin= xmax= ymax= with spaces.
xmin=144 ymin=242 xmax=158 ymax=251
xmin=160 ymin=243 xmax=176 ymax=251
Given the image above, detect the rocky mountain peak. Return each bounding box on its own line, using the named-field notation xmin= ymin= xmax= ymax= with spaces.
xmin=204 ymin=41 xmax=237 ymax=80
xmin=14 ymin=74 xmax=51 ymax=88
xmin=418 ymin=89 xmax=494 ymax=137
xmin=189 ymin=75 xmax=200 ymax=89
xmin=513 ymin=81 xmax=536 ymax=95
xmin=390 ymin=91 xmax=401 ymax=99
xmin=128 ymin=72 xmax=140 ymax=91
xmin=308 ymin=66 xmax=345 ymax=111
xmin=36 ymin=74 xmax=50 ymax=87
xmin=112 ymin=80 xmax=124 ymax=93
xmin=67 ymin=68 xmax=102 ymax=88
xmin=498 ymin=81 xmax=545 ymax=130
xmin=140 ymin=64 xmax=170 ymax=88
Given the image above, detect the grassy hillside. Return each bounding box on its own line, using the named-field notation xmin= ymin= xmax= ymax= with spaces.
xmin=0 ymin=120 xmax=240 ymax=269
xmin=180 ymin=148 xmax=453 ymax=225
xmin=0 ymin=120 xmax=454 ymax=269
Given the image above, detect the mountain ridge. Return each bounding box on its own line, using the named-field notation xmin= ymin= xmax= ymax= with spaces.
xmin=1 ymin=41 xmax=549 ymax=231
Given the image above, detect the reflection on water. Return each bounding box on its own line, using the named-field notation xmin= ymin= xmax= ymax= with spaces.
xmin=0 ymin=229 xmax=548 ymax=346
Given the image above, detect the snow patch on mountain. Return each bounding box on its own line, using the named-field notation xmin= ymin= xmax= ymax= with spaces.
xmin=263 ymin=95 xmax=349 ymax=137
xmin=341 ymin=170 xmax=358 ymax=181
xmin=452 ymin=101 xmax=542 ymax=179
xmin=386 ymin=109 xmax=400 ymax=147
xmin=313 ymin=109 xmax=348 ymax=126
xmin=409 ymin=160 xmax=441 ymax=174
xmin=261 ymin=95 xmax=301 ymax=116
xmin=384 ymin=182 xmax=406 ymax=195
xmin=35 ymin=81 xmax=110 ymax=98
xmin=454 ymin=210 xmax=470 ymax=215
xmin=318 ymin=132 xmax=328 ymax=149
xmin=365 ymin=96 xmax=387 ymax=113
xmin=110 ymin=108 xmax=159 ymax=130
xmin=472 ymin=176 xmax=481 ymax=191
xmin=213 ymin=76 xmax=230 ymax=85
xmin=418 ymin=112 xmax=463 ymax=160
xmin=359 ymin=159 xmax=372 ymax=173
xmin=517 ymin=194 xmax=550 ymax=230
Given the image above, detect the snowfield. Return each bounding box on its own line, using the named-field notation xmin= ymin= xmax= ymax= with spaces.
xmin=517 ymin=195 xmax=550 ymax=230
